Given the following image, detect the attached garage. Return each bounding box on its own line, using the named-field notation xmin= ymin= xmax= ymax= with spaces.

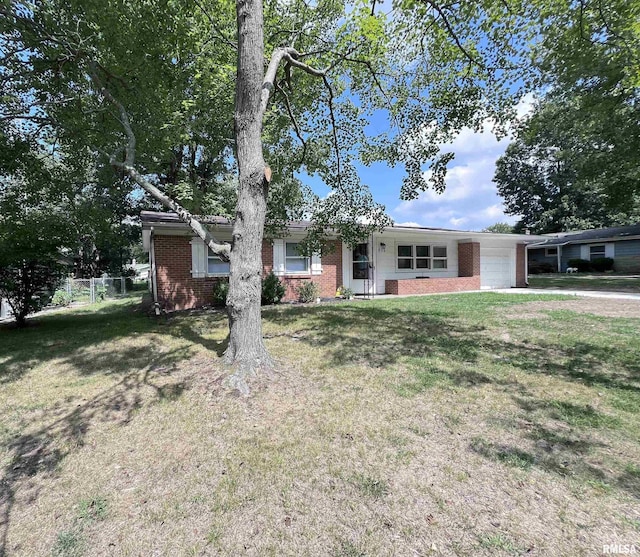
xmin=480 ymin=248 xmax=514 ymax=289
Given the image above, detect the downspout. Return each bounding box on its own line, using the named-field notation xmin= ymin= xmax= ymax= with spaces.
xmin=149 ymin=227 xmax=160 ymax=316
xmin=525 ymin=244 xmax=529 ymax=286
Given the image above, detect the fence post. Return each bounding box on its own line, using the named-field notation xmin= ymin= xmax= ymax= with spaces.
xmin=66 ymin=277 xmax=71 ymax=296
xmin=122 ymin=277 xmax=126 ymax=295
xmin=90 ymin=278 xmax=95 ymax=304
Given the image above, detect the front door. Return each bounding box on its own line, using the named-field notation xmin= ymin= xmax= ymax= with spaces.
xmin=351 ymin=242 xmax=371 ymax=295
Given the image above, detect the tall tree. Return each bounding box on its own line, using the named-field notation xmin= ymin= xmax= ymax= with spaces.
xmin=0 ymin=136 xmax=68 ymax=326
xmin=495 ymin=33 xmax=640 ymax=235
xmin=495 ymin=0 xmax=640 ymax=234
xmin=482 ymin=222 xmax=514 ymax=234
xmin=2 ymin=0 xmax=541 ymax=388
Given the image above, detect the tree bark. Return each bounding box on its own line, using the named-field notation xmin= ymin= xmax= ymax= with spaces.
xmin=225 ymin=0 xmax=273 ymax=390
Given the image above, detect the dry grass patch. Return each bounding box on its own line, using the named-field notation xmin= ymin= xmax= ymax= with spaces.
xmin=1 ymin=293 xmax=639 ymax=556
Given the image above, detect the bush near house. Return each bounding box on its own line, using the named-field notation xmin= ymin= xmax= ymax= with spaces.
xmin=261 ymin=272 xmax=286 ymax=305
xmin=297 ymin=280 xmax=320 ymax=303
xmin=567 ymin=258 xmax=592 ymax=272
xmin=51 ymin=290 xmax=72 ymax=307
xmin=212 ymin=280 xmax=229 ymax=307
xmin=590 ymin=257 xmax=614 ymax=272
xmin=528 ymin=261 xmax=556 ymax=274
xmin=212 ymin=273 xmax=287 ymax=308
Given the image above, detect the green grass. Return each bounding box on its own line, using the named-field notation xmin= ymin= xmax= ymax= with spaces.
xmin=51 ymin=530 xmax=84 ymax=557
xmin=1 ymin=291 xmax=640 ymax=556
xmin=351 ymin=474 xmax=390 ymax=498
xmin=528 ymin=273 xmax=640 ymax=292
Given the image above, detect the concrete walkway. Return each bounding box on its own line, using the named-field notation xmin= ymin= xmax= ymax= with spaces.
xmin=494 ymin=288 xmax=640 ymax=301
xmin=362 ymin=288 xmax=640 ymax=301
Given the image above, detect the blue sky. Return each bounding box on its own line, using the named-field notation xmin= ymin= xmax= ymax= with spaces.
xmin=303 ymin=95 xmax=534 ymax=232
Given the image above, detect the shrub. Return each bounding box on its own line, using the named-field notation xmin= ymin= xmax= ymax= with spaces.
xmin=591 ymin=257 xmax=614 ymax=272
xmin=261 ymin=272 xmax=285 ymax=305
xmin=296 ymin=281 xmax=320 ymax=303
xmin=340 ymin=287 xmax=355 ymax=299
xmin=95 ymin=285 xmax=107 ymax=302
xmin=567 ymin=258 xmax=591 ymax=272
xmin=212 ymin=279 xmax=229 ymax=307
xmin=528 ymin=261 xmax=555 ymax=274
xmin=0 ymin=260 xmax=64 ymax=326
xmin=52 ymin=290 xmax=72 ymax=307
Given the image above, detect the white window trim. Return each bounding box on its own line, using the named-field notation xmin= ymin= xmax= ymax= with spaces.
xmin=588 ymin=244 xmax=606 ymax=260
xmin=396 ymin=243 xmax=448 ymax=271
xmin=545 ymin=247 xmax=558 ymax=257
xmin=284 ymin=241 xmax=311 ymax=275
xmin=206 ymin=249 xmax=230 ymax=277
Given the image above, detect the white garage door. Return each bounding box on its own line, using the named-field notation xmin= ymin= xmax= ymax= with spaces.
xmin=481 ymin=249 xmax=513 ymax=289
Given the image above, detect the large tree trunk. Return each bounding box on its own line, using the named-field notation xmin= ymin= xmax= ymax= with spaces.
xmin=225 ymin=0 xmax=273 ymax=389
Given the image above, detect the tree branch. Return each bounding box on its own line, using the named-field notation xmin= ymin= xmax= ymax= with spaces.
xmin=274 ymin=80 xmax=307 ymax=165
xmin=193 ymin=0 xmax=238 ymax=50
xmin=114 ymin=160 xmax=231 ymax=259
xmin=322 ymin=75 xmax=342 ymax=187
xmin=90 ymin=63 xmax=231 ymax=260
xmin=421 ymin=0 xmax=483 ymax=68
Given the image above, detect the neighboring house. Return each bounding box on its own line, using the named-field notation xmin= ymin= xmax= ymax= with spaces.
xmin=528 ymin=224 xmax=640 ymax=273
xmin=141 ymin=211 xmax=544 ymax=310
xmin=128 ymin=261 xmax=151 ymax=281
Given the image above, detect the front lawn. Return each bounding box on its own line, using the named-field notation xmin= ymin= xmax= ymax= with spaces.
xmin=1 ymin=293 xmax=639 ymax=556
xmin=528 ymin=273 xmax=640 ymax=292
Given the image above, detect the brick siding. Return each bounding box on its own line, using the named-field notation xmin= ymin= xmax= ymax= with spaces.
xmin=385 ymin=241 xmax=481 ymax=295
xmin=516 ymin=244 xmax=526 ymax=287
xmin=153 ymin=235 xmax=342 ymax=310
xmin=385 ymin=276 xmax=481 ymax=295
xmin=153 ymin=234 xmax=524 ymax=309
xmin=458 ymin=241 xmax=480 ymax=277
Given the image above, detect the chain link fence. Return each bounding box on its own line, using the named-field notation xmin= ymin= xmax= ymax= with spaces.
xmin=1 ymin=277 xmax=133 ymax=321
xmin=58 ymin=276 xmax=127 ymax=304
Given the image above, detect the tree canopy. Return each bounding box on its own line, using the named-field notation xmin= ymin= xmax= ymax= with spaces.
xmin=494 ymin=0 xmax=640 ymax=233
xmin=0 ymin=0 xmax=566 ymax=376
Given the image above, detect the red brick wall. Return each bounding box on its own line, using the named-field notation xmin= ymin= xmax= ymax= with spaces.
xmin=153 ymin=235 xmax=342 ymax=310
xmin=458 ymin=242 xmax=480 ymax=277
xmin=385 ymin=276 xmax=481 ymax=295
xmin=154 ymin=235 xmax=217 ymax=311
xmin=274 ymin=239 xmax=343 ymax=301
xmin=516 ymin=244 xmax=526 ymax=287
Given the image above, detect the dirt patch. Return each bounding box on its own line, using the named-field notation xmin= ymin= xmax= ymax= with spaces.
xmin=506 ymin=297 xmax=640 ymax=319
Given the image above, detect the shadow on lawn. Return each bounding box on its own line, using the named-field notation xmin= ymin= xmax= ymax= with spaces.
xmin=263 ymin=303 xmax=639 ymax=394
xmin=264 ymin=304 xmax=486 ymax=369
xmin=0 ymin=300 xmax=229 ymax=384
xmin=0 ymin=299 xmax=229 ymax=555
xmin=264 ymin=302 xmax=640 ymax=498
xmin=0 ymin=360 xmax=191 ymax=556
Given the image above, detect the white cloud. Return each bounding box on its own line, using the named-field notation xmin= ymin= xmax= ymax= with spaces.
xmin=515 ymin=92 xmax=536 ymax=120
xmin=391 ymin=158 xmax=519 ymax=231
xmin=395 ymin=221 xmax=423 ymax=227
xmin=481 ymin=204 xmax=506 ymax=220
xmin=449 ymin=217 xmax=469 ymax=227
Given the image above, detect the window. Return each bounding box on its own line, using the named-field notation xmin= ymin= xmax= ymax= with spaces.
xmin=397 ymin=244 xmax=447 ymax=270
xmin=207 ymin=248 xmax=230 ymax=275
xmin=353 ymin=243 xmax=369 ymax=279
xmin=433 ymin=246 xmax=447 ymax=269
xmin=397 ymin=245 xmax=414 ymax=269
xmin=285 ymin=242 xmax=309 ymax=273
xmin=589 ymin=245 xmax=606 ymax=259
xmin=545 ymin=247 xmax=558 ymax=257
xmin=416 ymin=246 xmax=430 ymax=269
